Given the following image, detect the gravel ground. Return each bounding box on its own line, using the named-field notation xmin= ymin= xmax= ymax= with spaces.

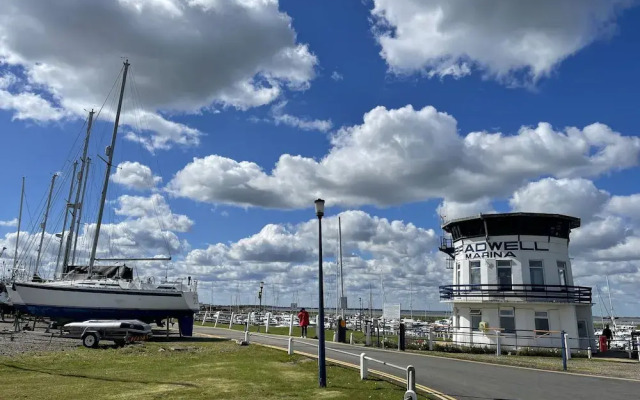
xmin=0 ymin=318 xmax=80 ymax=357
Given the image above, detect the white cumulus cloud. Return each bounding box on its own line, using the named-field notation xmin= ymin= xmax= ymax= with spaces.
xmin=112 ymin=161 xmax=162 ymax=191
xmin=370 ymin=0 xmax=632 ymax=85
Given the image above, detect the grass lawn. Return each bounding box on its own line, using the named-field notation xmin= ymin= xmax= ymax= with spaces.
xmin=0 ymin=338 xmax=428 ymax=400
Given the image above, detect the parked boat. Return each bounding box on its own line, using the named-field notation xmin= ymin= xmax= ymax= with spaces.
xmin=7 ymin=60 xmax=199 ymax=335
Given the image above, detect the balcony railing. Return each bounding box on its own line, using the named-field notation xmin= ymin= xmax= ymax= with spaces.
xmin=439 ymin=284 xmax=592 ymax=304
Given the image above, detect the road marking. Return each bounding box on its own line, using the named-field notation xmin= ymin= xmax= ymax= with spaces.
xmin=196 ymin=331 xmax=455 ymax=400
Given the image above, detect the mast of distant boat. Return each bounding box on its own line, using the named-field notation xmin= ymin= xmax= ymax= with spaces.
xmin=71 ymin=158 xmax=91 ymax=266
xmin=606 ymin=275 xmax=617 ymax=331
xmin=11 ymin=177 xmax=25 ymax=280
xmin=88 ymin=60 xmax=130 ymax=275
xmin=55 ymin=161 xmax=78 ymax=274
xmin=35 ymin=173 xmax=57 ymax=276
xmin=63 ymin=110 xmax=94 ymax=272
xmin=339 ymin=216 xmax=344 ymax=319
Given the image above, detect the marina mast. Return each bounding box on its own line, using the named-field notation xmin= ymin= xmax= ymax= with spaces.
xmin=55 ymin=161 xmax=78 ymax=274
xmin=12 ymin=177 xmax=25 ymax=279
xmin=35 ymin=173 xmax=58 ymax=276
xmin=88 ymin=60 xmax=129 ymax=274
xmin=64 ymin=110 xmax=94 ymax=271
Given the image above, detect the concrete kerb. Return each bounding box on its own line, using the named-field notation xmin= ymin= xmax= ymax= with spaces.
xmin=196 ymin=330 xmax=454 ymax=400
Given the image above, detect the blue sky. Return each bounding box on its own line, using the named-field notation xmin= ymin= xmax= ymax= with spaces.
xmin=1 ymin=0 xmax=640 ymax=316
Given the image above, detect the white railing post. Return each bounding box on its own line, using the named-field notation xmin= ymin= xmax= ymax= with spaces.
xmin=214 ymin=311 xmax=220 ymax=328
xmin=288 ymin=337 xmax=294 ymax=355
xmin=333 ymin=330 xmax=338 ymax=342
xmin=246 ymin=312 xmax=251 ymax=332
xmin=265 ymin=312 xmax=270 ymax=333
xmin=289 ymin=313 xmax=294 ymax=336
xmin=587 ymin=346 xmax=592 ymax=359
xmin=428 ymin=328 xmax=434 ymax=351
xmin=350 ymin=332 xmax=354 ymax=344
xmin=360 ymin=353 xmax=368 ymax=380
xmin=404 ymin=365 xmax=417 ymax=400
xmin=495 ymin=330 xmax=501 ymax=356
xmin=637 ymin=338 xmax=640 ymax=362
xmin=564 ymin=333 xmax=571 ymax=360
xmin=628 ymin=340 xmax=633 ymax=359
xmin=229 ymin=312 xmax=234 ymax=329
xmin=201 ymin=311 xmax=208 ymax=326
xmin=244 ymin=331 xmax=249 ymax=344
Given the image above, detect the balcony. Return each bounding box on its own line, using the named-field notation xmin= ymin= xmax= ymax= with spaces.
xmin=439 ymin=284 xmax=592 ymax=304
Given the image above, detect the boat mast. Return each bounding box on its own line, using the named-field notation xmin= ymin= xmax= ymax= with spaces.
xmin=606 ymin=275 xmax=616 ymax=330
xmin=64 ymin=110 xmax=94 ymax=271
xmin=55 ymin=161 xmax=78 ymax=275
xmin=35 ymin=173 xmax=57 ymax=276
xmin=71 ymin=158 xmax=91 ymax=266
xmin=12 ymin=177 xmax=25 ymax=280
xmin=339 ymin=216 xmax=344 ymax=319
xmin=88 ymin=60 xmax=129 ymax=274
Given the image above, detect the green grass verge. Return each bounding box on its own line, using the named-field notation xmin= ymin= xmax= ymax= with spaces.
xmin=0 ymin=339 xmax=432 ymax=399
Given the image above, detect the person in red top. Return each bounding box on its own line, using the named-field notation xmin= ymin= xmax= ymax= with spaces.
xmin=298 ymin=308 xmax=310 ymax=338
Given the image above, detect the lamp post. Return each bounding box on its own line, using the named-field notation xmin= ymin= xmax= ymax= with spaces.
xmin=258 ymin=281 xmax=264 ymax=312
xmin=315 ymin=198 xmax=327 ymax=388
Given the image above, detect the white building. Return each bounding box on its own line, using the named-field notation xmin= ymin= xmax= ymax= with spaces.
xmin=438 ymin=213 xmax=594 ymax=351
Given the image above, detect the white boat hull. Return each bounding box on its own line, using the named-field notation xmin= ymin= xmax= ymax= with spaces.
xmin=8 ymin=281 xmax=199 ymax=335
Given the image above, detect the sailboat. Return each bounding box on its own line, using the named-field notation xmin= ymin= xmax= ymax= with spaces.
xmin=7 ymin=60 xmax=199 ymax=336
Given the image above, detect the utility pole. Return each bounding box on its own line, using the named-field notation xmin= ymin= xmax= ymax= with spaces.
xmin=89 ymin=61 xmax=129 ymax=274
xmin=35 ymin=173 xmax=57 ymax=276
xmin=12 ymin=177 xmax=25 ymax=280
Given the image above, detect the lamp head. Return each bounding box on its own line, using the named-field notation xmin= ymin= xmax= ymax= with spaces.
xmin=260 ymin=281 xmax=264 ymax=289
xmin=314 ymin=198 xmax=325 ymax=217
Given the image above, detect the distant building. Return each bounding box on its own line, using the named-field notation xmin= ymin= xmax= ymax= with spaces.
xmin=438 ymin=213 xmax=594 ymax=351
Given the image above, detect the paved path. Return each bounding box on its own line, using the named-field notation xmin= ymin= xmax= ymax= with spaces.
xmin=195 ymin=326 xmax=640 ymax=400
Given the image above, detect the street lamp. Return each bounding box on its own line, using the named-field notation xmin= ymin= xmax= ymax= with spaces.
xmin=314 ymin=198 xmax=327 ymax=388
xmin=258 ymin=281 xmax=264 ymax=312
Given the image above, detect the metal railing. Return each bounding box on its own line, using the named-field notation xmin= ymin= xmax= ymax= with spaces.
xmin=439 ymin=284 xmax=592 ymax=303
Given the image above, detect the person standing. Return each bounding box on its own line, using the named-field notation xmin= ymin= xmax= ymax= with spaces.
xmin=298 ymin=308 xmax=310 ymax=338
xmin=603 ymin=324 xmax=613 ymax=349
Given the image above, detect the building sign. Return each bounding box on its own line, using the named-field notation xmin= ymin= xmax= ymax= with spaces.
xmin=455 ymin=240 xmax=549 ymax=259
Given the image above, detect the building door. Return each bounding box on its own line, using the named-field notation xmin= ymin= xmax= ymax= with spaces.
xmin=497 ymin=260 xmax=512 ymax=291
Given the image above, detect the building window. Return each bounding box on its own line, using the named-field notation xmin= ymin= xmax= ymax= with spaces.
xmin=470 ymin=261 xmax=481 ymax=288
xmin=577 ymin=320 xmax=588 ymax=338
xmin=557 ymin=261 xmax=567 ymax=286
xmin=534 ymin=311 xmax=549 ymax=332
xmin=529 ymin=260 xmax=545 ymax=291
xmin=470 ymin=309 xmax=482 ymax=331
xmin=497 ymin=260 xmax=512 ymax=291
xmin=499 ymin=308 xmax=515 ymax=333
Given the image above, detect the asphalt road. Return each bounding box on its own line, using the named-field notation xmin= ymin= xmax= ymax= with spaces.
xmin=194 ymin=325 xmax=640 ymax=400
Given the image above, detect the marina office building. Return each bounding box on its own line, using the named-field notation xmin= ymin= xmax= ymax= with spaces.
xmin=439 ymin=213 xmax=594 ymax=351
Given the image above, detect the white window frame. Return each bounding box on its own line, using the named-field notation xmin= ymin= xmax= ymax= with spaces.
xmin=469 ymin=260 xmax=481 ymax=287
xmin=529 ymin=260 xmax=545 ymax=291
xmin=557 ymin=261 xmax=568 ymax=286
xmin=470 ymin=309 xmax=482 ymax=332
xmin=499 ymin=308 xmax=515 ymax=334
xmin=534 ymin=311 xmax=549 ymax=334
xmin=496 ymin=260 xmax=512 ymax=290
